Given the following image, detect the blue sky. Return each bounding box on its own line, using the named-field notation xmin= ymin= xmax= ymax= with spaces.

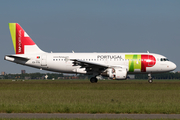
xmin=0 ymin=0 xmax=180 ymax=74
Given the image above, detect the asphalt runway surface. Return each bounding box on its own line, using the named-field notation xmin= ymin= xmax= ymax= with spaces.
xmin=0 ymin=113 xmax=180 ymax=119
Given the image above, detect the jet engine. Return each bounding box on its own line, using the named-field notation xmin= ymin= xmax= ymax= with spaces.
xmin=107 ymin=68 xmax=127 ymax=80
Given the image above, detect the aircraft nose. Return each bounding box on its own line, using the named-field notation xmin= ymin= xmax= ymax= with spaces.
xmin=170 ymin=62 xmax=176 ymax=71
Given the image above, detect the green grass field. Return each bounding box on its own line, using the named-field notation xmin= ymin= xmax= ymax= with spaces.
xmin=0 ymin=79 xmax=180 ymax=114
xmin=0 ymin=118 xmax=180 ymax=120
xmin=1 ymin=118 xmax=180 ymax=120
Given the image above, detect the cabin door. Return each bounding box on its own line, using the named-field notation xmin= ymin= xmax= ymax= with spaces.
xmin=41 ymin=54 xmax=47 ymax=66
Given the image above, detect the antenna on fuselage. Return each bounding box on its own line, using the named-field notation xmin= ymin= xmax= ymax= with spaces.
xmin=147 ymin=51 xmax=149 ymax=53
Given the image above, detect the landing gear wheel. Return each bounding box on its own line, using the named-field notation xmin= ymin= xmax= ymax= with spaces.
xmin=148 ymin=73 xmax=153 ymax=83
xmin=90 ymin=77 xmax=98 ymax=83
xmin=148 ymin=79 xmax=153 ymax=83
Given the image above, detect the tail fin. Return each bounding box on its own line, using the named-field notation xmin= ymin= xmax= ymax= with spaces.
xmin=9 ymin=23 xmax=44 ymax=54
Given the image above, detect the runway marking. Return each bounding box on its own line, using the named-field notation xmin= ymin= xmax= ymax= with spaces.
xmin=0 ymin=113 xmax=180 ymax=119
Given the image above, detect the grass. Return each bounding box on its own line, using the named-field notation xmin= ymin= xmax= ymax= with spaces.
xmin=0 ymin=118 xmax=180 ymax=120
xmin=0 ymin=79 xmax=180 ymax=113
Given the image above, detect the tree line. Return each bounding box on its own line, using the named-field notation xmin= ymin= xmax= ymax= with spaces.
xmin=135 ymin=72 xmax=180 ymax=79
xmin=1 ymin=72 xmax=180 ymax=80
xmin=2 ymin=73 xmax=63 ymax=79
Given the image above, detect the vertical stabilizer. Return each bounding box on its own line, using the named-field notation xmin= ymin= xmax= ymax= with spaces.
xmin=9 ymin=23 xmax=44 ymax=54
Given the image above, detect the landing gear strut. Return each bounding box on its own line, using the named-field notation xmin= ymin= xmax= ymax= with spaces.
xmin=148 ymin=73 xmax=153 ymax=83
xmin=90 ymin=77 xmax=98 ymax=83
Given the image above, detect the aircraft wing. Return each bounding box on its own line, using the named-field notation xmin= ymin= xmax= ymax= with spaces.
xmin=71 ymin=59 xmax=108 ymax=69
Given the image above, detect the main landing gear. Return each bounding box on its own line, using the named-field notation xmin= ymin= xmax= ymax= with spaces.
xmin=148 ymin=73 xmax=153 ymax=83
xmin=90 ymin=77 xmax=98 ymax=83
xmin=90 ymin=74 xmax=153 ymax=83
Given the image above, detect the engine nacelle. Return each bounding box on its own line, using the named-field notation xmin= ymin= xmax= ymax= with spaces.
xmin=108 ymin=68 xmax=127 ymax=80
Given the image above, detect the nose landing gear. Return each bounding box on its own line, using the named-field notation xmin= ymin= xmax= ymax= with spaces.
xmin=148 ymin=73 xmax=153 ymax=83
xmin=148 ymin=78 xmax=153 ymax=83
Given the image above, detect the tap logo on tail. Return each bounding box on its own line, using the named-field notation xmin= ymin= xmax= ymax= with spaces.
xmin=9 ymin=23 xmax=35 ymax=54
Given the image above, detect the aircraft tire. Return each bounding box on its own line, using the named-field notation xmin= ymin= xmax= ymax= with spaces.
xmin=148 ymin=79 xmax=153 ymax=83
xmin=90 ymin=77 xmax=98 ymax=83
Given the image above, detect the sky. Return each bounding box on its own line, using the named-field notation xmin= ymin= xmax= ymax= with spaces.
xmin=0 ymin=0 xmax=180 ymax=74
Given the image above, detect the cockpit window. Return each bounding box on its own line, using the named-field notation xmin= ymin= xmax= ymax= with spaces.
xmin=160 ymin=58 xmax=169 ymax=61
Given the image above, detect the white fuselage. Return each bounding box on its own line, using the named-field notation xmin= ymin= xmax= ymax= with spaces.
xmin=5 ymin=52 xmax=176 ymax=75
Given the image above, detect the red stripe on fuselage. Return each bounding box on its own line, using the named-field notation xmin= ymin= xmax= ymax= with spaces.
xmin=141 ymin=55 xmax=156 ymax=72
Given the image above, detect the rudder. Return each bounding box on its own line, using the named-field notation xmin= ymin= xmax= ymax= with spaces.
xmin=9 ymin=23 xmax=44 ymax=54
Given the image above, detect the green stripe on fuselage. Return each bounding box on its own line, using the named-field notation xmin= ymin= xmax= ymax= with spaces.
xmin=125 ymin=55 xmax=141 ymax=72
xmin=9 ymin=23 xmax=16 ymax=53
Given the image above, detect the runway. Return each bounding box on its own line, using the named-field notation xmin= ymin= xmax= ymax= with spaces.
xmin=0 ymin=113 xmax=180 ymax=119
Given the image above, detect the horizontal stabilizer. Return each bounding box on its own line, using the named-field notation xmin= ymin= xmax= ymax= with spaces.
xmin=4 ymin=55 xmax=30 ymax=62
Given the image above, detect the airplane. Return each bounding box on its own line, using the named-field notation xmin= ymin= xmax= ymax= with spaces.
xmin=4 ymin=23 xmax=177 ymax=83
